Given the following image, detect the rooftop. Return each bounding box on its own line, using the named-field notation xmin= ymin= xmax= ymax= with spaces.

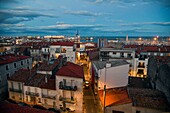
xmin=98 ymin=87 xmax=132 ymax=107
xmin=93 ymin=60 xmax=129 ymax=70
xmin=51 ymin=42 xmax=74 ymax=46
xmin=37 ymin=60 xmax=59 ymax=71
xmin=56 ymin=62 xmax=84 ymax=78
xmin=0 ymin=54 xmax=30 ymax=66
xmin=0 ymin=101 xmax=52 ymax=113
xmin=25 ymin=74 xmax=48 ymax=87
xmin=40 ymin=79 xmax=56 ymax=90
xmin=8 ymin=69 xmax=36 ymax=83
xmin=128 ymin=88 xmax=170 ymax=111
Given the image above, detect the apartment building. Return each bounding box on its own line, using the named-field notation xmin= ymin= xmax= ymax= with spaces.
xmin=0 ymin=54 xmax=32 ymax=100
xmin=56 ymin=62 xmax=84 ymax=113
xmin=99 ymin=48 xmax=135 ymax=74
xmin=92 ymin=60 xmax=129 ymax=93
xmin=50 ymin=42 xmax=76 ymax=63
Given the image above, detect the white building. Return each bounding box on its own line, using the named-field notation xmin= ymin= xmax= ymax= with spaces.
xmin=50 ymin=42 xmax=76 ymax=63
xmin=99 ymin=48 xmax=135 ymax=74
xmin=93 ymin=60 xmax=129 ymax=90
xmin=0 ymin=54 xmax=32 ymax=100
xmin=56 ymin=62 xmax=84 ymax=113
xmin=133 ymin=55 xmax=148 ymax=78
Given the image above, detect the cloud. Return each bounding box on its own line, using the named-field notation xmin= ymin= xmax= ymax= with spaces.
xmin=120 ymin=22 xmax=170 ymax=27
xmin=0 ymin=9 xmax=56 ymax=24
xmin=65 ymin=10 xmax=102 ymax=16
xmin=83 ymin=0 xmax=170 ymax=7
xmin=40 ymin=23 xmax=103 ymax=31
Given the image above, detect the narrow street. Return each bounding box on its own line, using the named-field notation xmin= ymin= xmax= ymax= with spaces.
xmin=84 ymin=86 xmax=99 ymax=113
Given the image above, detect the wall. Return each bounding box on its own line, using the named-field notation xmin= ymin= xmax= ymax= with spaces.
xmin=56 ymin=76 xmax=83 ymax=113
xmin=98 ymin=64 xmax=129 ymax=90
xmin=0 ymin=57 xmax=32 ymax=100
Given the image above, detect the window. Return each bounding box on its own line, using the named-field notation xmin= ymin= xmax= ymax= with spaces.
xmin=44 ymin=99 xmax=47 ymax=104
xmin=61 ymin=48 xmax=66 ymax=53
xmin=7 ymin=73 xmax=10 ymax=79
xmin=18 ymin=83 xmax=21 ymax=90
xmin=21 ymin=61 xmax=23 ymax=65
xmin=53 ymin=102 xmax=56 ymax=108
xmin=38 ymin=98 xmax=41 ymax=103
xmin=27 ymin=60 xmax=29 ymax=64
xmin=14 ymin=63 xmax=16 ymax=68
xmin=113 ymin=52 xmax=116 ymax=54
xmin=6 ymin=65 xmax=9 ymax=70
xmin=63 ymin=79 xmax=66 ymax=86
xmin=136 ymin=111 xmax=140 ymax=113
xmin=26 ymin=96 xmax=28 ymax=101
xmin=11 ymin=82 xmax=14 ymax=89
xmin=0 ymin=75 xmax=2 ymax=83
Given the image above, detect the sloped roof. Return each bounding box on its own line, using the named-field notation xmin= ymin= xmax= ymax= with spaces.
xmin=0 ymin=101 xmax=52 ymax=113
xmin=98 ymin=87 xmax=132 ymax=107
xmin=128 ymin=88 xmax=170 ymax=111
xmin=8 ymin=69 xmax=36 ymax=83
xmin=0 ymin=54 xmax=30 ymax=65
xmin=40 ymin=79 xmax=56 ymax=90
xmin=56 ymin=62 xmax=84 ymax=78
xmin=93 ymin=60 xmax=129 ymax=70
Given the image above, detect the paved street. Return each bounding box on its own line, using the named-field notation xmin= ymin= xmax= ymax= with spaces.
xmin=84 ymin=86 xmax=99 ymax=113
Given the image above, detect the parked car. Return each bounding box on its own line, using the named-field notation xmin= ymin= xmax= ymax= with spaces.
xmin=84 ymin=80 xmax=89 ymax=89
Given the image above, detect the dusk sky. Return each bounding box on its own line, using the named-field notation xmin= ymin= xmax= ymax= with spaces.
xmin=0 ymin=0 xmax=170 ymax=36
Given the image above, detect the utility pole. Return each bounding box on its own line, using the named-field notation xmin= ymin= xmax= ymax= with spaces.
xmin=103 ymin=66 xmax=107 ymax=113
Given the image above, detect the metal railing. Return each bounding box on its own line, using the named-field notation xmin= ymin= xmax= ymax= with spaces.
xmin=9 ymin=88 xmax=22 ymax=93
xmin=59 ymin=96 xmax=76 ymax=104
xmin=42 ymin=94 xmax=56 ymax=100
xmin=26 ymin=91 xmax=39 ymax=97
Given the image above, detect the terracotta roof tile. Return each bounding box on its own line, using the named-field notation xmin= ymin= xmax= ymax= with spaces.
xmin=0 ymin=101 xmax=52 ymax=113
xmin=8 ymin=69 xmax=36 ymax=83
xmin=56 ymin=62 xmax=84 ymax=78
xmin=40 ymin=79 xmax=56 ymax=90
xmin=0 ymin=54 xmax=30 ymax=65
xmin=98 ymin=87 xmax=132 ymax=107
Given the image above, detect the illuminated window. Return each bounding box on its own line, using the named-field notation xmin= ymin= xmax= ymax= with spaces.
xmin=61 ymin=48 xmax=66 ymax=53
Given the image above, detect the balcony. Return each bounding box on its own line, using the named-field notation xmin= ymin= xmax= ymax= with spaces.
xmin=137 ymin=65 xmax=145 ymax=68
xmin=9 ymin=88 xmax=22 ymax=93
xmin=26 ymin=91 xmax=39 ymax=97
xmin=42 ymin=51 xmax=50 ymax=55
xmin=59 ymin=96 xmax=76 ymax=104
xmin=59 ymin=81 xmax=77 ymax=91
xmin=42 ymin=94 xmax=56 ymax=100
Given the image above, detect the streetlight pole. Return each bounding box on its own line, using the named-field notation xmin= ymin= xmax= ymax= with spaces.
xmin=103 ymin=66 xmax=107 ymax=113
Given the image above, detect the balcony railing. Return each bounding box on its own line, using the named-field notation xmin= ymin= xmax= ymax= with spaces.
xmin=137 ymin=65 xmax=145 ymax=68
xmin=59 ymin=96 xmax=76 ymax=104
xmin=26 ymin=91 xmax=39 ymax=97
xmin=42 ymin=94 xmax=56 ymax=100
xmin=59 ymin=83 xmax=77 ymax=91
xmin=9 ymin=88 xmax=22 ymax=93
